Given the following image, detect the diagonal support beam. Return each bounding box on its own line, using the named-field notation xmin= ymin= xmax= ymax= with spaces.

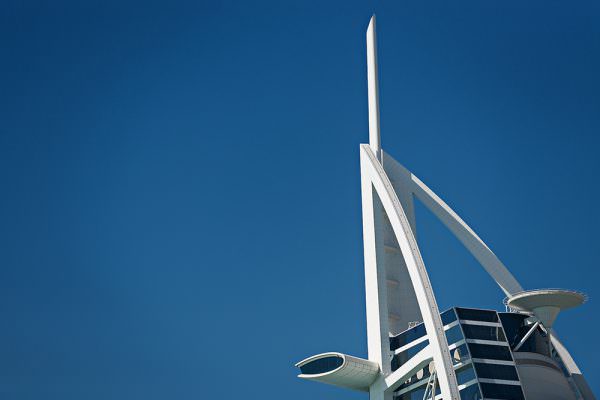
xmin=371 ymin=344 xmax=433 ymax=395
xmin=513 ymin=321 xmax=540 ymax=351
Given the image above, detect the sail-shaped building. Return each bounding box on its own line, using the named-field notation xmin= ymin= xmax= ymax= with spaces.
xmin=295 ymin=16 xmax=595 ymax=400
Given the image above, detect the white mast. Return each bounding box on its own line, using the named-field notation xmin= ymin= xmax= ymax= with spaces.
xmin=366 ymin=15 xmax=381 ymax=160
xmin=295 ymin=14 xmax=594 ymax=400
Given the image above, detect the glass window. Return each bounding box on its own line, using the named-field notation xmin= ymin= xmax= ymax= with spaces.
xmin=452 ymin=343 xmax=471 ymax=365
xmin=460 ymin=383 xmax=482 ymax=400
xmin=392 ymin=339 xmax=429 ymax=371
xmin=445 ymin=324 xmax=464 ymax=345
xmin=394 ymin=381 xmax=440 ymax=400
xmin=513 ymin=332 xmax=536 ymax=353
xmin=395 ymin=386 xmax=426 ymax=400
xmin=498 ymin=312 xmax=528 ymax=347
xmin=390 ymin=323 xmax=426 ymax=351
xmin=441 ymin=308 xmax=458 ymax=325
xmin=456 ymin=365 xmax=476 ymax=385
xmin=461 ymin=324 xmax=506 ymax=342
xmin=394 ymin=367 xmax=432 ymax=391
xmin=498 ymin=313 xmax=551 ymax=356
xmin=480 ymin=383 xmax=525 ymax=400
xmin=467 ymin=343 xmax=512 ymax=361
xmin=456 ymin=308 xmax=499 ymax=323
xmin=474 ymin=362 xmax=519 ymax=381
xmin=299 ymin=356 xmax=343 ymax=375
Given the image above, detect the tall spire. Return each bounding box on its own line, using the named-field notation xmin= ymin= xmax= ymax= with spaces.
xmin=366 ymin=15 xmax=381 ymax=159
xmin=296 ymin=15 xmax=594 ymax=400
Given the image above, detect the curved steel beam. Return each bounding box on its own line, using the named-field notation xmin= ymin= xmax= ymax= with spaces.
xmin=381 ymin=151 xmax=592 ymax=398
xmin=361 ymin=144 xmax=460 ymax=400
xmin=382 ymin=151 xmax=523 ymax=297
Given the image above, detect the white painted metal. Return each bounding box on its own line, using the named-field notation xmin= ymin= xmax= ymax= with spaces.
xmin=369 ymin=343 xmax=433 ymax=398
xmin=422 ymin=369 xmax=437 ymax=400
xmin=471 ymin=358 xmax=516 ymax=366
xmin=361 ymin=144 xmax=460 ymax=400
xmin=513 ymin=352 xmax=578 ymax=400
xmin=381 ymin=152 xmax=417 ymax=233
xmin=379 ymin=151 xmax=593 ymax=397
xmin=296 ymin=352 xmax=380 ymax=392
xmin=377 ymin=156 xmax=421 ymax=335
xmin=295 ymin=14 xmax=594 ymax=400
xmin=367 ymin=15 xmax=381 ymax=160
xmin=550 ymin=335 xmax=596 ymax=400
xmin=361 ymin=148 xmax=392 ymax=374
xmin=381 ymin=150 xmax=524 ymax=297
xmin=507 ymin=289 xmax=586 ymax=328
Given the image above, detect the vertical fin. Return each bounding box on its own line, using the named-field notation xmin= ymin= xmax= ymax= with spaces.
xmin=367 ymin=15 xmax=381 ymax=159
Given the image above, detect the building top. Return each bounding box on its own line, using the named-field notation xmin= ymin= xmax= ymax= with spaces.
xmin=295 ymin=15 xmax=594 ymax=400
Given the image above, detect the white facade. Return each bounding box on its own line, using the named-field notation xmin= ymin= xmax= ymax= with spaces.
xmin=296 ymin=15 xmax=594 ymax=400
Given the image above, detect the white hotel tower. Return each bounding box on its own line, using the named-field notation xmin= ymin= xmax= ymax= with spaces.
xmin=295 ymin=16 xmax=595 ymax=400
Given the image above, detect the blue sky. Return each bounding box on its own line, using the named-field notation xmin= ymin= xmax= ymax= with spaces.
xmin=1 ymin=1 xmax=599 ymax=399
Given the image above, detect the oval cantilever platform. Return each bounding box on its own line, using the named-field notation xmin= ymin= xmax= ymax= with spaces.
xmin=506 ymin=289 xmax=587 ymax=328
xmin=295 ymin=352 xmax=380 ymax=392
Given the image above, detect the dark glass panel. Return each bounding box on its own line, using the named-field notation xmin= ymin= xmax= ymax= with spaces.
xmin=394 ymin=380 xmax=441 ymax=400
xmin=467 ymin=343 xmax=512 ymax=361
xmin=461 ymin=324 xmax=506 ymax=342
xmin=498 ymin=312 xmax=528 ymax=347
xmin=460 ymin=383 xmax=483 ymax=400
xmin=456 ymin=365 xmax=477 ymax=385
xmin=445 ymin=324 xmax=464 ymax=345
xmin=456 ymin=308 xmax=499 ymax=323
xmin=441 ymin=308 xmax=458 ymax=325
xmin=392 ymin=339 xmax=429 ymax=371
xmin=394 ymin=366 xmax=432 ymax=391
xmin=514 ymin=333 xmax=537 ymax=353
xmin=395 ymin=386 xmax=426 ymax=400
xmin=519 ymin=329 xmax=550 ymax=355
xmin=451 ymin=343 xmax=471 ymax=365
xmin=474 ymin=362 xmax=519 ymax=380
xmin=480 ymin=383 xmax=525 ymax=399
xmin=498 ymin=312 xmax=551 ymax=356
xmin=299 ymin=356 xmax=343 ymax=375
xmin=390 ymin=323 xmax=426 ymax=351
xmin=389 ymin=337 xmax=399 ymax=351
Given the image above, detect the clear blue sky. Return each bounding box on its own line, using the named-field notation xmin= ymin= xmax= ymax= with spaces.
xmin=1 ymin=1 xmax=598 ymax=399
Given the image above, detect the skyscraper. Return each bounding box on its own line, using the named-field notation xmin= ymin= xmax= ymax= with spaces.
xmin=295 ymin=16 xmax=595 ymax=400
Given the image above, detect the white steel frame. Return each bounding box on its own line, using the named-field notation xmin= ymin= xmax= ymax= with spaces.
xmin=294 ymin=15 xmax=593 ymax=400
xmin=361 ymin=15 xmax=591 ymax=400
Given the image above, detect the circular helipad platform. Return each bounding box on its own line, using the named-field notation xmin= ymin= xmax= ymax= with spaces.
xmin=506 ymin=289 xmax=586 ymax=328
xmin=507 ymin=289 xmax=586 ymax=311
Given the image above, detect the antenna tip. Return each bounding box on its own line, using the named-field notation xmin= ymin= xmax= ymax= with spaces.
xmin=367 ymin=15 xmax=376 ymax=35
